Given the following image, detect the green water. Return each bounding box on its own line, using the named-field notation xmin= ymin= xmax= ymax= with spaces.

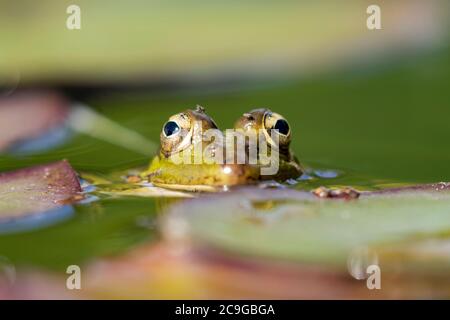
xmin=0 ymin=47 xmax=449 ymax=271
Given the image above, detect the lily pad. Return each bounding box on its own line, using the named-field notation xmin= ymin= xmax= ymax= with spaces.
xmin=0 ymin=92 xmax=70 ymax=153
xmin=163 ymin=187 xmax=450 ymax=270
xmin=0 ymin=160 xmax=81 ymax=233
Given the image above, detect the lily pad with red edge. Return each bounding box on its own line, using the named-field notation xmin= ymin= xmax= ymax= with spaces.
xmin=0 ymin=160 xmax=81 ymax=233
xmin=0 ymin=91 xmax=71 ymax=153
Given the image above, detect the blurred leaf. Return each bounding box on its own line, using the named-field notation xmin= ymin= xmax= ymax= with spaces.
xmin=164 ymin=188 xmax=450 ymax=269
xmin=1 ymin=0 xmax=446 ymax=83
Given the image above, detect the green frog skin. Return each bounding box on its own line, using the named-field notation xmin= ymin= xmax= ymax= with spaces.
xmin=143 ymin=106 xmax=302 ymax=191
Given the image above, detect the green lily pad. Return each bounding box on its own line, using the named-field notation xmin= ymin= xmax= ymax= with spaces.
xmin=163 ymin=187 xmax=450 ymax=270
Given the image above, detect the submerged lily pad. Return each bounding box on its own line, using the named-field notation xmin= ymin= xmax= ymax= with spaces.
xmin=163 ymin=187 xmax=450 ymax=271
xmin=0 ymin=160 xmax=81 ymax=233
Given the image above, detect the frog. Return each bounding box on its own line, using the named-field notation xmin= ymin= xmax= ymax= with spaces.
xmin=142 ymin=106 xmax=303 ymax=191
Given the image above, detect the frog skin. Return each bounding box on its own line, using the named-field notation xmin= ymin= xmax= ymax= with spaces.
xmin=143 ymin=106 xmax=260 ymax=191
xmin=234 ymin=108 xmax=303 ymax=181
xmin=143 ymin=106 xmax=302 ymax=191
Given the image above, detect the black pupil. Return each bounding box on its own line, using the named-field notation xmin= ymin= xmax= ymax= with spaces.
xmin=274 ymin=119 xmax=289 ymax=135
xmin=163 ymin=121 xmax=180 ymax=136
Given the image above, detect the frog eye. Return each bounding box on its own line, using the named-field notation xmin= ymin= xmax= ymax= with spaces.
xmin=263 ymin=111 xmax=292 ymax=147
xmin=273 ymin=119 xmax=290 ymax=136
xmin=264 ymin=113 xmax=291 ymax=136
xmin=163 ymin=121 xmax=181 ymax=137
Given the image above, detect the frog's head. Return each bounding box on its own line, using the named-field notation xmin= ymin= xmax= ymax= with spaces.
xmin=160 ymin=105 xmax=218 ymax=158
xmin=145 ymin=107 xmax=301 ymax=190
xmin=234 ymin=108 xmax=292 ymax=153
xmin=148 ymin=106 xmax=260 ymax=190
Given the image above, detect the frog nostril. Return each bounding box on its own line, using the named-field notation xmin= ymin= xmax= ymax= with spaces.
xmin=163 ymin=121 xmax=180 ymax=137
xmin=274 ymin=119 xmax=289 ymax=135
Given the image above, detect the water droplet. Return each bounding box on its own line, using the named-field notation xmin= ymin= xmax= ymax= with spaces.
xmin=314 ymin=170 xmax=339 ymax=179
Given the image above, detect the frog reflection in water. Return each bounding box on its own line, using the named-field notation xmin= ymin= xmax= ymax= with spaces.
xmin=142 ymin=106 xmax=303 ymax=191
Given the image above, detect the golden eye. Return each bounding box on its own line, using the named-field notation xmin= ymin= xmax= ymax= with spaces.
xmin=159 ymin=108 xmax=219 ymax=157
xmin=263 ymin=111 xmax=291 ymax=147
xmin=160 ymin=112 xmax=193 ymax=157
